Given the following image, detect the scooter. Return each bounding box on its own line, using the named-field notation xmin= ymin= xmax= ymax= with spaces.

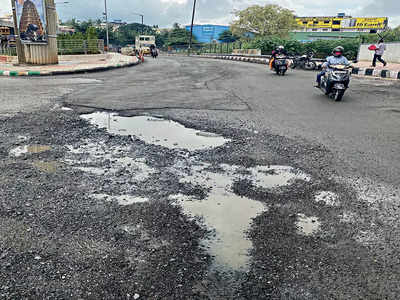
xmin=318 ymin=64 xmax=352 ymax=101
xmin=273 ymin=55 xmax=289 ymax=76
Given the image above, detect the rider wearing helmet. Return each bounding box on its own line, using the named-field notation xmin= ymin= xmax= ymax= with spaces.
xmin=316 ymin=46 xmax=349 ymax=87
xmin=270 ymin=45 xmax=288 ymax=69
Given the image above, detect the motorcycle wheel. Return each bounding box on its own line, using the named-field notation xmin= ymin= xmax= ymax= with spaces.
xmin=305 ymin=62 xmax=316 ymax=70
xmin=334 ymin=89 xmax=345 ymax=101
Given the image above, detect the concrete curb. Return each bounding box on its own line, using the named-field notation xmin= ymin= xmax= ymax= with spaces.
xmin=0 ymin=58 xmax=141 ymax=77
xmin=196 ymin=54 xmax=400 ymax=80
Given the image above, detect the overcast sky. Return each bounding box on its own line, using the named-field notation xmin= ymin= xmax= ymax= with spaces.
xmin=1 ymin=0 xmax=399 ymax=28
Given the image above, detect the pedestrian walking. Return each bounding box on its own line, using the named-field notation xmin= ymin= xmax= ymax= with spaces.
xmin=372 ymin=38 xmax=387 ymax=67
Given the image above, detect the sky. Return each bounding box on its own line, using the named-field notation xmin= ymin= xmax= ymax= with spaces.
xmin=1 ymin=0 xmax=399 ymax=28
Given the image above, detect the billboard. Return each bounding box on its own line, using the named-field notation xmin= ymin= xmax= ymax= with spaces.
xmin=340 ymin=18 xmax=388 ymax=29
xmin=15 ymin=0 xmax=47 ymax=43
xmin=296 ymin=17 xmax=388 ymax=30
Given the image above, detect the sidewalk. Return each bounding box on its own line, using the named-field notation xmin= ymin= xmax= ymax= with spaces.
xmin=0 ymin=53 xmax=139 ymax=76
xmin=353 ymin=60 xmax=400 ymax=79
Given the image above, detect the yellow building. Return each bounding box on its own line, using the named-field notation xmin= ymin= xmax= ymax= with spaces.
xmin=295 ymin=13 xmax=388 ymax=34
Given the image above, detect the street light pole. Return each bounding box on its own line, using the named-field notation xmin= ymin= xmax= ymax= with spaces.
xmin=10 ymin=0 xmax=25 ymax=63
xmin=188 ymin=0 xmax=197 ymax=56
xmin=104 ymin=0 xmax=109 ymax=50
xmin=133 ymin=13 xmax=144 ymax=34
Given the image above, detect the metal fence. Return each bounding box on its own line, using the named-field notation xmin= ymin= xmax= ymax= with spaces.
xmin=0 ymin=47 xmax=17 ymax=56
xmin=0 ymin=40 xmax=104 ymax=56
xmin=57 ymin=39 xmax=104 ymax=55
xmin=164 ymin=41 xmax=244 ymax=55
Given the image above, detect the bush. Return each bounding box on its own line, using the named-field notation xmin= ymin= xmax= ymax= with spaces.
xmin=242 ymin=37 xmax=361 ymax=60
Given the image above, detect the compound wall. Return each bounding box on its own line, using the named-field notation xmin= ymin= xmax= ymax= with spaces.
xmin=358 ymin=42 xmax=400 ymax=63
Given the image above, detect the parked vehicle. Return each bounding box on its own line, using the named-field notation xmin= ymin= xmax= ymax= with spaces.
xmin=291 ymin=51 xmax=317 ymax=70
xmin=135 ymin=35 xmax=156 ymax=55
xmin=317 ymin=64 xmax=352 ymax=101
xmin=273 ymin=55 xmax=289 ymax=76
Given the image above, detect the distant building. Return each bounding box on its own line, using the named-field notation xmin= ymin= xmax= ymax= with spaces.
xmin=57 ymin=25 xmax=75 ymax=34
xmin=0 ymin=15 xmax=13 ymax=28
xmin=185 ymin=24 xmax=230 ymax=43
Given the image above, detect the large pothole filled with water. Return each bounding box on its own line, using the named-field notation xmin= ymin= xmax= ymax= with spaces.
xmin=81 ymin=112 xmax=230 ymax=151
xmin=70 ymin=112 xmax=318 ymax=272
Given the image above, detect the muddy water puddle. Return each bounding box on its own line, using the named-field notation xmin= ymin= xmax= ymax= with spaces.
xmin=10 ymin=145 xmax=51 ymax=157
xmin=81 ymin=112 xmax=230 ymax=151
xmin=171 ymin=163 xmax=310 ymax=270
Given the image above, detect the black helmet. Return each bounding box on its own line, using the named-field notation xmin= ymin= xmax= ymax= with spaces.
xmin=333 ymin=46 xmax=344 ymax=57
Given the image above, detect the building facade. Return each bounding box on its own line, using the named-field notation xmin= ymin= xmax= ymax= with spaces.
xmin=185 ymin=24 xmax=230 ymax=43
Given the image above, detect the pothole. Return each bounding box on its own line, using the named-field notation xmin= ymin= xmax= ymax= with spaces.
xmin=31 ymin=161 xmax=59 ymax=173
xmin=296 ymin=214 xmax=321 ymax=236
xmin=81 ymin=112 xmax=230 ymax=151
xmin=65 ymin=143 xmax=155 ymax=181
xmin=171 ymin=163 xmax=310 ymax=271
xmin=10 ymin=145 xmax=51 ymax=157
xmin=315 ymin=191 xmax=339 ymax=206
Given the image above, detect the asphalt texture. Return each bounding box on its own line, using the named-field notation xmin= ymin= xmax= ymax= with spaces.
xmin=0 ymin=56 xmax=400 ymax=299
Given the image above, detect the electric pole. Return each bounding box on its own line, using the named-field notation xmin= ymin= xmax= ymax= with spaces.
xmin=188 ymin=0 xmax=196 ymax=56
xmin=104 ymin=0 xmax=109 ymax=50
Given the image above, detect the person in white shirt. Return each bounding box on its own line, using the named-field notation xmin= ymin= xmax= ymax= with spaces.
xmin=372 ymin=38 xmax=387 ymax=67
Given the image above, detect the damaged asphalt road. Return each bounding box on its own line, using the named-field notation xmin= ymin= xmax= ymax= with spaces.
xmin=1 ymin=56 xmax=400 ymax=299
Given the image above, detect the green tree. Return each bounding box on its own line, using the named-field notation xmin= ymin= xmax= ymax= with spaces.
xmin=231 ymin=5 xmax=298 ymax=38
xmin=166 ymin=27 xmax=197 ymax=47
xmin=218 ymin=29 xmax=239 ymax=43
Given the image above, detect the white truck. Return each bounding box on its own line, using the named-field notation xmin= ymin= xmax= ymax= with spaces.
xmin=135 ymin=35 xmax=156 ymax=55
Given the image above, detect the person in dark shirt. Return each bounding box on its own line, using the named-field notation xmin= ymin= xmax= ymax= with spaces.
xmin=270 ymin=46 xmax=288 ymax=69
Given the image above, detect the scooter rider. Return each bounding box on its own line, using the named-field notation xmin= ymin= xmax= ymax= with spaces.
xmin=315 ymin=46 xmax=349 ymax=88
xmin=270 ymin=45 xmax=288 ymax=69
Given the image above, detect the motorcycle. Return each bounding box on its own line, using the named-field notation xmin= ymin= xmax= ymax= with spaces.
xmin=318 ymin=64 xmax=352 ymax=101
xmin=273 ymin=55 xmax=289 ymax=76
xmin=291 ymin=51 xmax=316 ymax=70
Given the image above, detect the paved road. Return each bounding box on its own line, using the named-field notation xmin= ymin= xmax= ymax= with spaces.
xmin=63 ymin=56 xmax=400 ymax=186
xmin=1 ymin=56 xmax=400 ymax=299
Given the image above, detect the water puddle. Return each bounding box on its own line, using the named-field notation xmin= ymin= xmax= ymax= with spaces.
xmin=171 ymin=163 xmax=310 ymax=270
xmin=93 ymin=194 xmax=149 ymax=206
xmin=10 ymin=145 xmax=51 ymax=157
xmin=315 ymin=191 xmax=338 ymax=206
xmin=81 ymin=112 xmax=230 ymax=151
xmin=296 ymin=214 xmax=321 ymax=236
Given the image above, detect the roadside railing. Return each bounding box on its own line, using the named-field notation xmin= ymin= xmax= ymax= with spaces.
xmin=0 ymin=47 xmax=17 ymax=56
xmin=57 ymin=39 xmax=104 ymax=55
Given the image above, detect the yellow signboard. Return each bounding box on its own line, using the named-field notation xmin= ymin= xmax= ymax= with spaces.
xmin=296 ymin=17 xmax=388 ymax=30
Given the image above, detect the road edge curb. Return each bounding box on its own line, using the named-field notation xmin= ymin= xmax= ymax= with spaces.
xmin=194 ymin=54 xmax=400 ymax=80
xmin=0 ymin=58 xmax=141 ymax=77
